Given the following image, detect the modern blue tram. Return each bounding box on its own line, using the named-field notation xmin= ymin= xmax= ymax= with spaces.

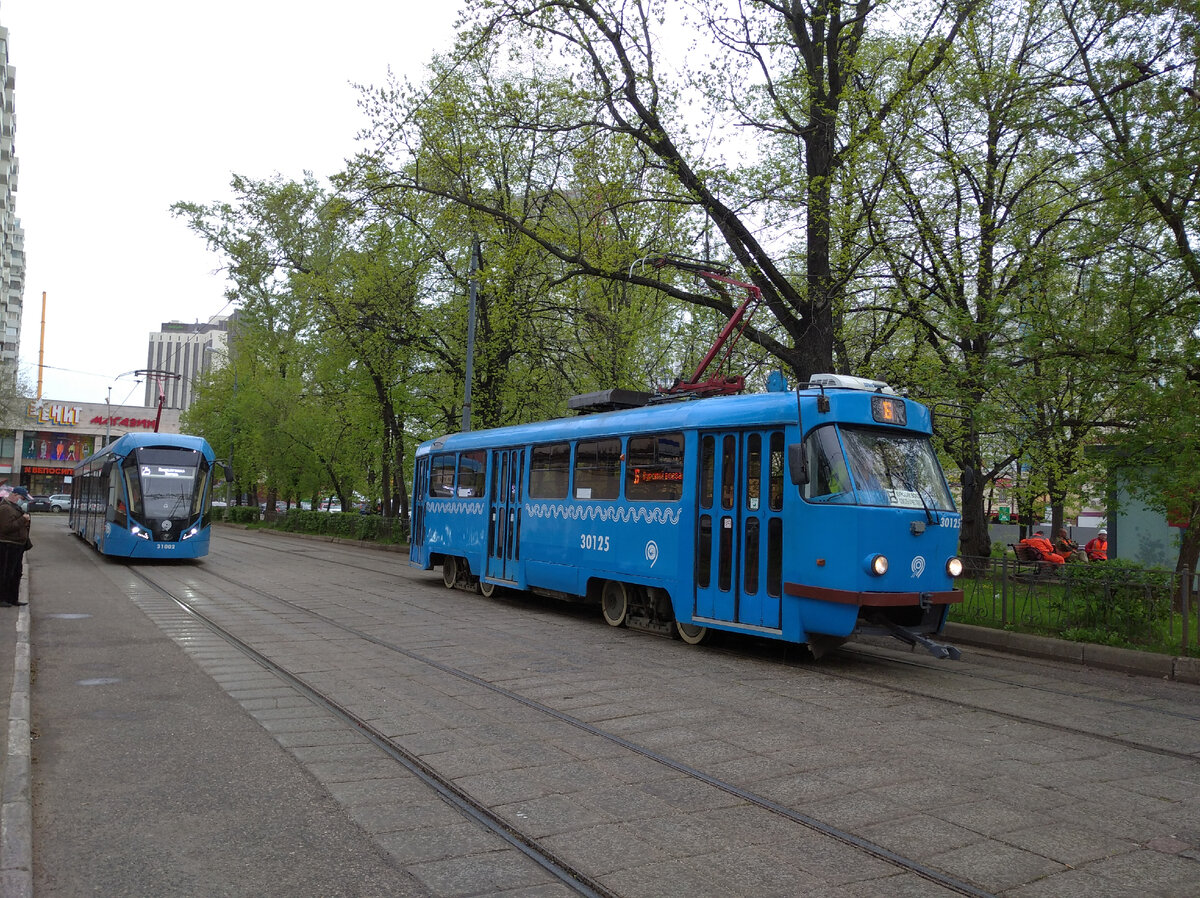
xmin=411 ymin=374 xmax=965 ymax=657
xmin=69 ymin=432 xmax=229 ymax=559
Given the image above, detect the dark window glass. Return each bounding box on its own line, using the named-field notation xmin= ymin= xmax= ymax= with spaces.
xmin=719 ymin=514 xmax=733 ymax=590
xmin=627 ymin=432 xmax=685 ymax=501
xmin=720 ymin=435 xmax=736 ymax=509
xmin=698 ymin=514 xmax=712 ymax=588
xmin=769 ymin=432 xmax=784 ymax=511
xmin=767 ymin=517 xmax=783 ymax=597
xmin=430 ymin=454 xmax=456 ymax=498
xmin=574 ymin=438 xmax=621 ymax=500
xmin=700 ymin=435 xmax=714 ymax=509
xmin=746 ymin=433 xmax=762 ymax=510
xmin=458 ymin=451 xmax=487 ymax=497
xmin=529 ymin=443 xmax=570 ymax=498
xmin=744 ymin=516 xmax=760 ymax=595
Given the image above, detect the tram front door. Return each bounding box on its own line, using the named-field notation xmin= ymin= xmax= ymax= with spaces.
xmin=486 ymin=448 xmax=523 ymax=583
xmin=694 ymin=430 xmax=784 ymax=630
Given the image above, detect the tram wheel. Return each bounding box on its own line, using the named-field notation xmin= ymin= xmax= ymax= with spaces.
xmin=601 ymin=580 xmax=629 ymax=627
xmin=479 ymin=579 xmax=498 ymax=598
xmin=441 ymin=556 xmax=458 ymax=589
xmin=674 ymin=620 xmax=711 ymax=645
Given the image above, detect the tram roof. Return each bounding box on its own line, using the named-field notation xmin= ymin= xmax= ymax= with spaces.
xmin=418 ymin=387 xmax=932 ymax=455
xmin=79 ymin=432 xmax=216 ymax=466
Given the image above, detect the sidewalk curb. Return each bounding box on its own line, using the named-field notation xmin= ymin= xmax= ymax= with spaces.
xmin=944 ymin=622 xmax=1199 ymax=684
xmin=1 ymin=571 xmax=32 ymax=898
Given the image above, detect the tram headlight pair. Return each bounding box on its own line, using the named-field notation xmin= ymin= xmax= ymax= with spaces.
xmin=946 ymin=557 xmax=964 ymax=578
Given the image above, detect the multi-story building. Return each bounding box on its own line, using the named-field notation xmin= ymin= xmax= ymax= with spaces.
xmin=144 ymin=316 xmax=230 ymax=412
xmin=0 ymin=25 xmax=24 ymax=368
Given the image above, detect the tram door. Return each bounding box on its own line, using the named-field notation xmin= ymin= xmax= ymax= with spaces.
xmin=695 ymin=430 xmax=784 ymax=630
xmin=410 ymin=456 xmax=429 ymax=565
xmin=486 ymin=448 xmax=524 ymax=583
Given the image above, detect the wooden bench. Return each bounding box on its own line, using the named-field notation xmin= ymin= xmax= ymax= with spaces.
xmin=1009 ymin=543 xmax=1055 ymax=576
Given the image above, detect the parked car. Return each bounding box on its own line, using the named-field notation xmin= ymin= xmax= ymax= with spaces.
xmin=26 ymin=495 xmax=54 ymax=513
xmin=48 ymin=494 xmax=71 ymax=512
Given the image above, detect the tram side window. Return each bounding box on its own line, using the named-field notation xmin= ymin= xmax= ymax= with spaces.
xmin=429 ymin=454 xmax=456 ymax=497
xmin=530 ymin=443 xmax=570 ymax=499
xmin=458 ymin=451 xmax=487 ymax=497
xmin=801 ymin=425 xmax=854 ymax=504
xmin=769 ymin=432 xmax=785 ymax=511
xmin=574 ymin=438 xmax=620 ymax=500
xmin=627 ymin=432 xmax=684 ymax=501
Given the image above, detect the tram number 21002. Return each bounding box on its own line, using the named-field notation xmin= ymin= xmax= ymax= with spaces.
xmin=580 ymin=533 xmax=611 ymax=552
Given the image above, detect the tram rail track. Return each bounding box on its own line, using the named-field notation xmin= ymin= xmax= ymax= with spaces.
xmin=221 ymin=530 xmax=1200 ymax=759
xmin=128 ymin=557 xmax=999 ymax=898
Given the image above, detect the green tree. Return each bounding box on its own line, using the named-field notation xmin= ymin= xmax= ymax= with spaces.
xmin=409 ymin=0 xmax=985 ymax=383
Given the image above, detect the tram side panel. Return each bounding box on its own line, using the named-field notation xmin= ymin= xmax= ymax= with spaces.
xmin=519 ymin=495 xmax=692 ymax=601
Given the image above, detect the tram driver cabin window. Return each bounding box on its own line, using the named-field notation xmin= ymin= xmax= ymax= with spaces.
xmin=626 ymin=433 xmax=684 ymax=501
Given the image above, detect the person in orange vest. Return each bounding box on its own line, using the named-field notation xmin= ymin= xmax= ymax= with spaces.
xmin=1021 ymin=530 xmax=1065 ymax=564
xmin=1085 ymin=529 xmax=1108 ymax=561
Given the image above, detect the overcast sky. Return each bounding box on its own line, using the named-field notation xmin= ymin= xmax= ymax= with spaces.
xmin=2 ymin=0 xmax=462 ymax=406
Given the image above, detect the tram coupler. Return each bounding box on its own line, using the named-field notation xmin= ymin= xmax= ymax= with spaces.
xmin=877 ymin=618 xmax=962 ymax=660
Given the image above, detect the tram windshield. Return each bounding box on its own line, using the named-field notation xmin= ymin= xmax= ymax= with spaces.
xmin=802 ymin=424 xmax=955 ymax=511
xmin=122 ymin=448 xmax=210 ymax=519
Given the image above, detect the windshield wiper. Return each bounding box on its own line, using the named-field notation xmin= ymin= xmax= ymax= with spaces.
xmin=882 ymin=456 xmax=936 ymax=526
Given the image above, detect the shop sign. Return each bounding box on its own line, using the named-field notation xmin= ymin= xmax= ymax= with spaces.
xmin=89 ymin=415 xmax=159 ymax=431
xmin=27 ymin=403 xmax=83 ymax=427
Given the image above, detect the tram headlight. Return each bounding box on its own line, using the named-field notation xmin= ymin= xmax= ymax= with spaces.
xmin=946 ymin=557 xmax=964 ymax=578
xmin=130 ymin=525 xmax=151 ymax=541
xmin=868 ymin=554 xmax=889 ymax=576
xmin=181 ymin=525 xmax=200 ymax=540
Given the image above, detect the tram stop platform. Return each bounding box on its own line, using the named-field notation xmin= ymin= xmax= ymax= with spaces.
xmin=0 ymin=527 xmax=431 ymax=898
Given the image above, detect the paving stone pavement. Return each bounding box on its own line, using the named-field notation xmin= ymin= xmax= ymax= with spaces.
xmin=3 ymin=523 xmax=1198 ymax=897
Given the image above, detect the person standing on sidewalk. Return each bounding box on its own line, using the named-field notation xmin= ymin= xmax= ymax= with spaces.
xmin=0 ymin=486 xmax=31 ymax=606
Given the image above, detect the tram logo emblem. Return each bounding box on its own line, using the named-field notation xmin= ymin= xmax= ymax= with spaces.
xmin=645 ymin=540 xmax=659 ymax=568
xmin=911 ymin=556 xmax=926 ymax=578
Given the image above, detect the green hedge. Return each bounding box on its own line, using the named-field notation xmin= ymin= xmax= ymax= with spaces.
xmin=216 ymin=506 xmax=408 ymax=545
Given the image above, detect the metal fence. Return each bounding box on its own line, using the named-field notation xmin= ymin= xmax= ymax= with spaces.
xmin=950 ymin=557 xmax=1198 ymax=656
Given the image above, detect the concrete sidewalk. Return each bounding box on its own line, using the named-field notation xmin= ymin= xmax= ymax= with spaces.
xmin=17 ymin=525 xmax=427 ymax=898
xmin=1 ymin=575 xmax=31 ymax=898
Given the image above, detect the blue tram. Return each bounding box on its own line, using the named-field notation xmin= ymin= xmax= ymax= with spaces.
xmin=410 ymin=375 xmax=964 ymax=657
xmin=69 ymin=433 xmax=228 ymax=559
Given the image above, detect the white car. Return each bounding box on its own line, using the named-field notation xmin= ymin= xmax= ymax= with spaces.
xmin=49 ymin=494 xmax=71 ymax=512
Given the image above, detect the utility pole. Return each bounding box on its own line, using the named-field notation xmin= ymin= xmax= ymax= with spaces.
xmin=461 ymin=239 xmax=479 ymax=433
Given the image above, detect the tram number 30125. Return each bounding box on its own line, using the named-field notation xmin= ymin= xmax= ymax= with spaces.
xmin=580 ymin=533 xmax=611 ymax=552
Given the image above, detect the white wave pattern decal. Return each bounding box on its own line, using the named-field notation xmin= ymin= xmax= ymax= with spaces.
xmin=524 ymin=502 xmax=683 ymax=526
xmin=427 ymin=499 xmax=487 ymax=515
